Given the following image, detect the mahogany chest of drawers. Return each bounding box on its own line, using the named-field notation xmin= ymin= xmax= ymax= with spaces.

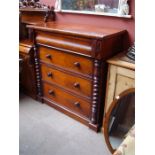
xmin=28 ymin=22 xmax=127 ymax=131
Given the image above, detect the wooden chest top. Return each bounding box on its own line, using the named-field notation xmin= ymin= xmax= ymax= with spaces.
xmin=27 ymin=22 xmax=126 ymax=39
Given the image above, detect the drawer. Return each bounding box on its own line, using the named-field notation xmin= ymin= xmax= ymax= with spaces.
xmin=41 ymin=64 xmax=92 ymax=98
xmin=39 ymin=46 xmax=93 ymax=76
xmin=36 ymin=31 xmax=92 ymax=57
xmin=43 ymin=82 xmax=91 ymax=118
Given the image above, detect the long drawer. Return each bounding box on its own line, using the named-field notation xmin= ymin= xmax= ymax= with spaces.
xmin=43 ymin=82 xmax=91 ymax=118
xmin=36 ymin=31 xmax=93 ymax=57
xmin=39 ymin=46 xmax=93 ymax=76
xmin=41 ymin=64 xmax=92 ymax=98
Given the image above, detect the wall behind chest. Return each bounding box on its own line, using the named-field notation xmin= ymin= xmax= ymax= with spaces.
xmin=40 ymin=0 xmax=135 ymax=46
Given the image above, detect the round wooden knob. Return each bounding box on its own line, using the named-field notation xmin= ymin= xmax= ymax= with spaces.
xmin=74 ymin=62 xmax=80 ymax=67
xmin=74 ymin=101 xmax=80 ymax=107
xmin=48 ymin=90 xmax=55 ymax=95
xmin=46 ymin=54 xmax=52 ymax=59
xmin=47 ymin=72 xmax=53 ymax=77
xmin=74 ymin=82 xmax=80 ymax=88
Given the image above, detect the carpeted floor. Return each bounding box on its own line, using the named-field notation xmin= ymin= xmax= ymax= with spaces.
xmin=19 ymin=94 xmax=111 ymax=155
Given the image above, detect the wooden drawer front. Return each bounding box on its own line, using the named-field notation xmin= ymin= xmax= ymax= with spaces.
xmin=36 ymin=31 xmax=92 ymax=57
xmin=43 ymin=82 xmax=91 ymax=118
xmin=41 ymin=64 xmax=92 ymax=97
xmin=39 ymin=46 xmax=93 ymax=76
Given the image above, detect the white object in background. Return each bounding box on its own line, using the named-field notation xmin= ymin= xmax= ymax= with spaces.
xmin=95 ymin=4 xmax=105 ymax=12
xmin=55 ymin=0 xmax=61 ymax=11
xmin=118 ymin=0 xmax=129 ymax=15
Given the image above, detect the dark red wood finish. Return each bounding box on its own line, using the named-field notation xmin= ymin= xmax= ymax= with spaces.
xmin=27 ymin=22 xmax=127 ymax=131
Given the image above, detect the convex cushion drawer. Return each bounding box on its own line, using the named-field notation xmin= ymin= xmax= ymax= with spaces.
xmin=43 ymin=82 xmax=91 ymax=118
xmin=41 ymin=64 xmax=92 ymax=98
xmin=36 ymin=31 xmax=92 ymax=57
xmin=39 ymin=46 xmax=93 ymax=76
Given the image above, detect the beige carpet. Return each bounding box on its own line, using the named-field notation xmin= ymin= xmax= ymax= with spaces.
xmin=19 ymin=94 xmax=111 ymax=155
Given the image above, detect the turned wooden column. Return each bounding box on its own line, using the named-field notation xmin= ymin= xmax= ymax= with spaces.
xmin=33 ymin=45 xmax=43 ymax=102
xmin=91 ymin=60 xmax=100 ymax=124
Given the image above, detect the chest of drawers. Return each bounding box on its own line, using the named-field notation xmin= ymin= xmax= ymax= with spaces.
xmin=28 ymin=22 xmax=127 ymax=131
